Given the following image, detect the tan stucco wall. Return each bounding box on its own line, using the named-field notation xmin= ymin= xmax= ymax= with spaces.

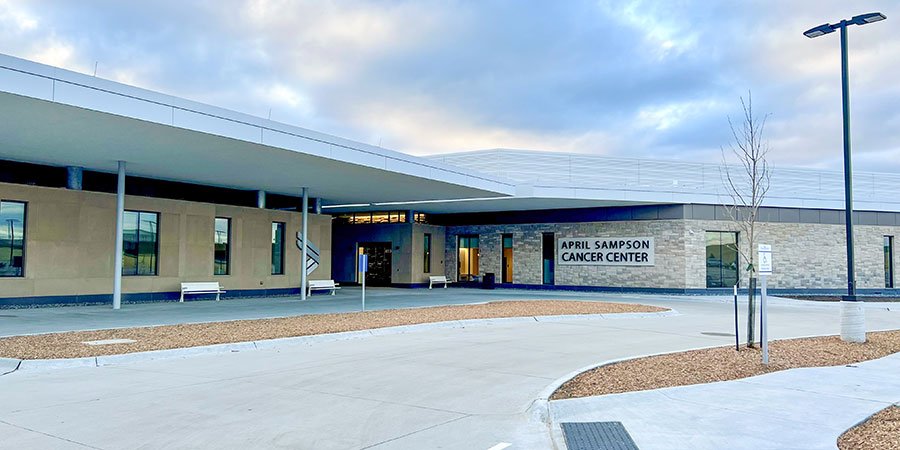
xmin=0 ymin=181 xmax=331 ymax=298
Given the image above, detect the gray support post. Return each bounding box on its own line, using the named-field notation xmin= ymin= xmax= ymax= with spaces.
xmin=257 ymin=190 xmax=266 ymax=209
xmin=66 ymin=166 xmax=83 ymax=190
xmin=313 ymin=197 xmax=323 ymax=215
xmin=113 ymin=161 xmax=126 ymax=310
xmin=301 ymin=187 xmax=309 ymax=301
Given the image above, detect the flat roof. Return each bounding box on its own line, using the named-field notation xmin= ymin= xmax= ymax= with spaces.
xmin=0 ymin=54 xmax=515 ymax=205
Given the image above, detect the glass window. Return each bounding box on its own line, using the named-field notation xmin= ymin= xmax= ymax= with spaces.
xmin=458 ymin=235 xmax=480 ymax=282
xmin=423 ymin=233 xmax=432 ymax=273
xmin=272 ymin=222 xmax=285 ymax=275
xmin=706 ymin=231 xmax=739 ymax=288
xmin=502 ymin=234 xmax=513 ymax=283
xmin=886 ymin=236 xmax=894 ymax=289
xmin=0 ymin=200 xmax=26 ymax=277
xmin=214 ymin=217 xmax=230 ymax=275
xmin=542 ymin=233 xmax=555 ymax=285
xmin=123 ymin=210 xmax=159 ymax=276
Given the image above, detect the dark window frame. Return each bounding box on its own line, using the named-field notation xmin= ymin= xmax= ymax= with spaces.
xmin=0 ymin=200 xmax=27 ymax=278
xmin=705 ymin=230 xmax=739 ymax=288
xmin=214 ymin=217 xmax=231 ymax=276
xmin=271 ymin=222 xmax=285 ymax=275
xmin=886 ymin=236 xmax=895 ymax=289
xmin=502 ymin=233 xmax=513 ymax=283
xmin=542 ymin=232 xmax=555 ymax=285
xmin=122 ymin=210 xmax=160 ymax=277
xmin=423 ymin=233 xmax=432 ymax=273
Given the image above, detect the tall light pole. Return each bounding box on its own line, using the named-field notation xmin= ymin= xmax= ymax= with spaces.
xmin=804 ymin=12 xmax=886 ymax=343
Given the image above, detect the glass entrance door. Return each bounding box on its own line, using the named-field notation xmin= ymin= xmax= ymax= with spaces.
xmin=458 ymin=235 xmax=480 ymax=282
xmin=358 ymin=242 xmax=392 ymax=286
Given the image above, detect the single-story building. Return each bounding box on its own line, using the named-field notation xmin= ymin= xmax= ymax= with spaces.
xmin=1 ymin=53 xmax=897 ymax=307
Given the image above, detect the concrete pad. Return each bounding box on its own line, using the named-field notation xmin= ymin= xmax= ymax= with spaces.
xmin=549 ymin=353 xmax=900 ymax=450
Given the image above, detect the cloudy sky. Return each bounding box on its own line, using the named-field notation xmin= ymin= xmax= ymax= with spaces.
xmin=1 ymin=0 xmax=897 ymax=172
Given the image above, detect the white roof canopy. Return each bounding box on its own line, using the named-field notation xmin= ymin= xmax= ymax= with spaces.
xmin=0 ymin=54 xmax=514 ymax=205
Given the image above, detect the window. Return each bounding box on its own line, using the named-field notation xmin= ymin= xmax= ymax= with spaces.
xmin=502 ymin=234 xmax=513 ymax=283
xmin=214 ymin=217 xmax=231 ymax=275
xmin=123 ymin=210 xmax=159 ymax=276
xmin=542 ymin=233 xmax=555 ymax=285
xmin=458 ymin=235 xmax=480 ymax=282
xmin=423 ymin=233 xmax=432 ymax=273
xmin=0 ymin=200 xmax=26 ymax=277
xmin=706 ymin=231 xmax=739 ymax=288
xmin=272 ymin=222 xmax=285 ymax=275
xmin=886 ymin=236 xmax=894 ymax=288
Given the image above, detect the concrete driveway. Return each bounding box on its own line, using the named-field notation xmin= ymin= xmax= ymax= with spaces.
xmin=1 ymin=290 xmax=898 ymax=449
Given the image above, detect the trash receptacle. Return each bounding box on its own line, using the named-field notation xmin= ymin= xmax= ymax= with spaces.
xmin=482 ymin=273 xmax=496 ymax=289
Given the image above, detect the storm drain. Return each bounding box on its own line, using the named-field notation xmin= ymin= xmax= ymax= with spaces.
xmin=701 ymin=331 xmax=735 ymax=337
xmin=561 ymin=422 xmax=639 ymax=450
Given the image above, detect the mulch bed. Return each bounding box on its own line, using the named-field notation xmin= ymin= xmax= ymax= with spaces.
xmin=838 ymin=406 xmax=900 ymax=450
xmin=0 ymin=300 xmax=666 ymax=360
xmin=552 ymin=330 xmax=900 ymax=400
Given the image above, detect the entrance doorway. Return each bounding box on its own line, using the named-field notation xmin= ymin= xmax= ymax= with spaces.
xmin=358 ymin=242 xmax=392 ymax=286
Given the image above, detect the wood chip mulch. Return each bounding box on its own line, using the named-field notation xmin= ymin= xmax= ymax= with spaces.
xmin=551 ymin=330 xmax=900 ymax=400
xmin=0 ymin=300 xmax=666 ymax=360
xmin=838 ymin=406 xmax=900 ymax=450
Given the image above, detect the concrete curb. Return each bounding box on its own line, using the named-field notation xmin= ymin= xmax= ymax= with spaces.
xmin=2 ymin=309 xmax=679 ymax=373
xmin=526 ymin=328 xmax=900 ymax=426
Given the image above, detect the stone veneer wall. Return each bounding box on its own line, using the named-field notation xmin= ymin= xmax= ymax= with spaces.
xmin=684 ymin=220 xmax=900 ymax=290
xmin=446 ymin=220 xmax=900 ymax=290
xmin=446 ymin=221 xmax=690 ymax=289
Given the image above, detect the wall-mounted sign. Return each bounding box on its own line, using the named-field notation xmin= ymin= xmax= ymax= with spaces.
xmin=557 ymin=237 xmax=655 ymax=266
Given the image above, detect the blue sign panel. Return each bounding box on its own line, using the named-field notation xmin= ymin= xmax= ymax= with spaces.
xmin=359 ymin=254 xmax=368 ymax=273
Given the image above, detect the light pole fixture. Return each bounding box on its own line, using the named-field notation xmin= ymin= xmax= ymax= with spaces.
xmin=803 ymin=12 xmax=886 ymax=343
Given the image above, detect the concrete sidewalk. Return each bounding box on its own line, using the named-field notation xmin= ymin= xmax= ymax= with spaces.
xmin=550 ymin=352 xmax=900 ymax=450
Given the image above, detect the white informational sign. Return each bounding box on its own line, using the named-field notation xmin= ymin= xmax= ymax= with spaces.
xmin=757 ymin=244 xmax=773 ymax=274
xmin=557 ymin=237 xmax=655 ymax=266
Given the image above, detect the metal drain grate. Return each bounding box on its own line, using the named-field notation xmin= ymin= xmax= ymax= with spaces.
xmin=561 ymin=422 xmax=639 ymax=450
xmin=701 ymin=331 xmax=735 ymax=337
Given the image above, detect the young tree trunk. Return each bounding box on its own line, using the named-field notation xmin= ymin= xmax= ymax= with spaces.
xmin=746 ymin=276 xmax=757 ymax=348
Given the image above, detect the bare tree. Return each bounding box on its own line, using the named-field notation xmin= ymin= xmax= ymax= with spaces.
xmin=721 ymin=92 xmax=771 ymax=348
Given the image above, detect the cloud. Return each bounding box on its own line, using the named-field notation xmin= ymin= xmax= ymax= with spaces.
xmin=0 ymin=0 xmax=897 ymax=173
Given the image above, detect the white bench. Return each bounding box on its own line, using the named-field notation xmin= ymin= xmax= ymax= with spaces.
xmin=180 ymin=282 xmax=225 ymax=302
xmin=428 ymin=275 xmax=451 ymax=289
xmin=308 ymin=279 xmax=340 ymax=296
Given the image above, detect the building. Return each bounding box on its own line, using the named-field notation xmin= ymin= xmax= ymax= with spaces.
xmin=1 ymin=53 xmax=898 ymax=307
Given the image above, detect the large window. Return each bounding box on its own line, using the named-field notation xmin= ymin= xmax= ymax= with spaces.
xmin=502 ymin=234 xmax=513 ymax=283
xmin=458 ymin=235 xmax=479 ymax=281
xmin=335 ymin=211 xmax=429 ymax=225
xmin=423 ymin=233 xmax=432 ymax=273
xmin=706 ymin=231 xmax=739 ymax=288
xmin=272 ymin=222 xmax=285 ymax=275
xmin=214 ymin=217 xmax=231 ymax=275
xmin=886 ymin=236 xmax=895 ymax=289
xmin=123 ymin=210 xmax=159 ymax=276
xmin=0 ymin=200 xmax=26 ymax=277
xmin=542 ymin=233 xmax=555 ymax=285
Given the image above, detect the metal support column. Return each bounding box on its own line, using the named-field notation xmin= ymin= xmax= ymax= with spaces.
xmin=112 ymin=161 xmax=126 ymax=310
xmin=300 ymin=187 xmax=309 ymax=301
xmin=66 ymin=166 xmax=83 ymax=190
xmin=257 ymin=190 xmax=266 ymax=209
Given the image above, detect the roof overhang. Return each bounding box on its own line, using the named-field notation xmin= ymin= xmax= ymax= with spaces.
xmin=0 ymin=54 xmax=515 ymax=204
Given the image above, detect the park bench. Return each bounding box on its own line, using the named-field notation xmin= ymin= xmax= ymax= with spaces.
xmin=428 ymin=275 xmax=451 ymax=289
xmin=180 ymin=282 xmax=225 ymax=302
xmin=308 ymin=279 xmax=340 ymax=296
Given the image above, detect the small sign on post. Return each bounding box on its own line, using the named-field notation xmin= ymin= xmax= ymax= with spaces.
xmin=757 ymin=244 xmax=773 ymax=364
xmin=359 ymin=254 xmax=368 ymax=311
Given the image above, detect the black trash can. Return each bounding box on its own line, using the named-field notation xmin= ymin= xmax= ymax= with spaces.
xmin=482 ymin=273 xmax=496 ymax=290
